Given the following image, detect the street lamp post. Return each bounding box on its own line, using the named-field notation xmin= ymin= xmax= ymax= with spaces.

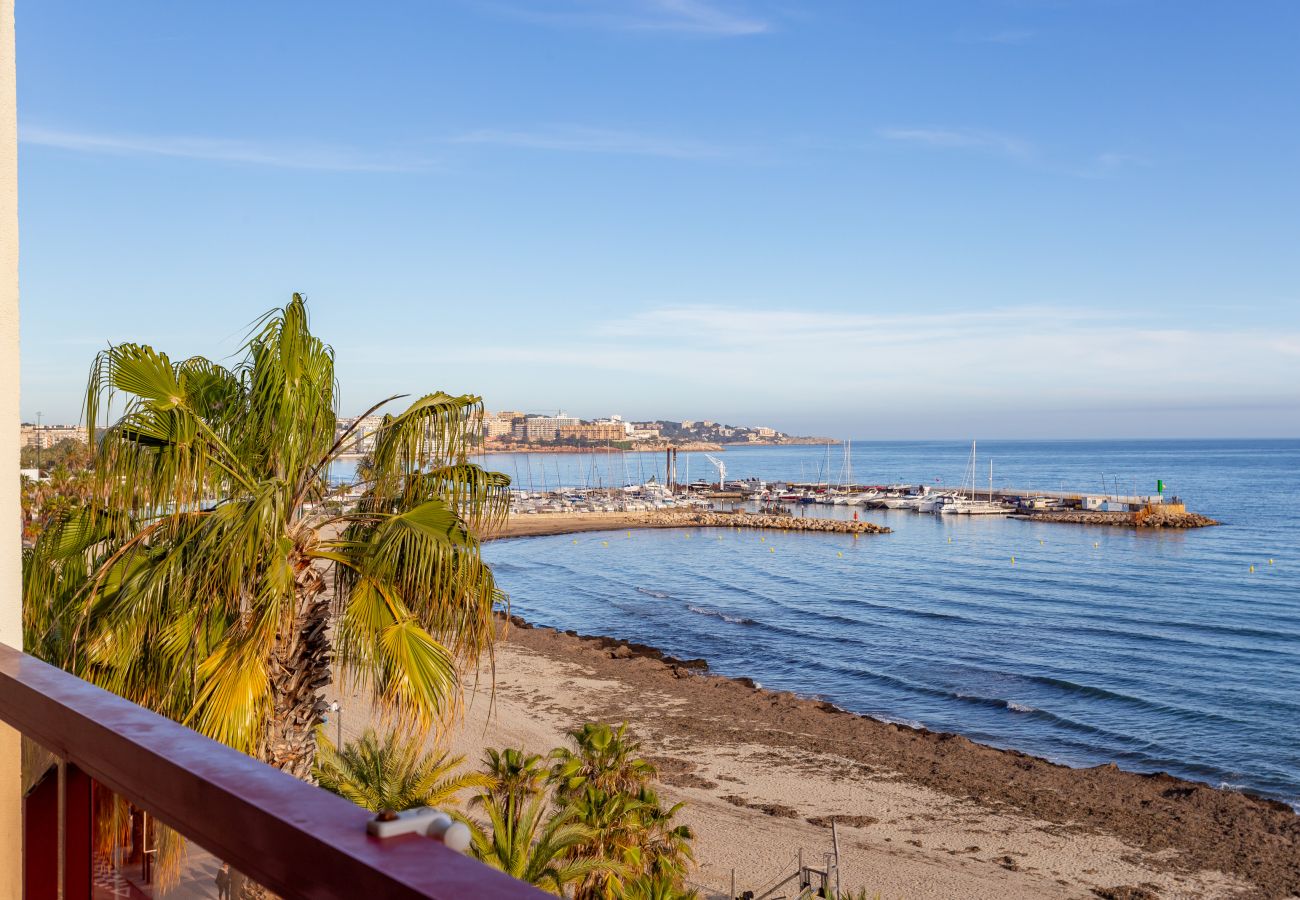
xmin=328 ymin=700 xmax=341 ymax=747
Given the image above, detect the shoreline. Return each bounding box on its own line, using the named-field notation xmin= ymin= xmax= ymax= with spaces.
xmin=483 ymin=614 xmax=1299 ymax=898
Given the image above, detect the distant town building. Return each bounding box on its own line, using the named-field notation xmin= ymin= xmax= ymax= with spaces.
xmin=338 ymin=415 xmax=385 ymax=453
xmin=20 ymin=424 xmax=86 ymax=448
xmin=483 ymin=412 xmax=517 ymax=440
xmin=556 ymin=423 xmax=626 ymax=443
xmin=514 ymin=414 xmax=581 ymax=442
xmin=626 ymin=426 xmax=661 ymax=442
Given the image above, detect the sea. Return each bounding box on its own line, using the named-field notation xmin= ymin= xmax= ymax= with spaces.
xmin=475 ymin=440 xmax=1300 ymax=807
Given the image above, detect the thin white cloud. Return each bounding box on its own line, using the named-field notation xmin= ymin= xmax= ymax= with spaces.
xmin=446 ymin=126 xmax=735 ymax=160
xmin=21 ymin=125 xmax=432 ymax=173
xmin=472 ymin=0 xmax=770 ymax=36
xmin=878 ymin=126 xmax=1142 ymax=178
xmin=878 ymin=127 xmax=1036 ymax=161
xmin=432 ymin=304 xmax=1300 ymax=412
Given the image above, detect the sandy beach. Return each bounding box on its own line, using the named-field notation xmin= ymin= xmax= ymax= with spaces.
xmin=331 ymin=619 xmax=1299 ymax=899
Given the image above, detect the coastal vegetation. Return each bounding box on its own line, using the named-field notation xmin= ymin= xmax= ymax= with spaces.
xmin=313 ymin=727 xmax=489 ymax=812
xmin=19 ymin=454 xmax=94 ymax=544
xmin=315 ymin=722 xmax=699 ymax=899
xmin=20 ymin=434 xmax=92 ymax=471
xmin=22 ymin=294 xmax=510 ymax=780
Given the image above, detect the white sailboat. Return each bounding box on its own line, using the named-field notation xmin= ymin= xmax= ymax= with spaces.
xmin=937 ymin=441 xmax=1011 ymax=515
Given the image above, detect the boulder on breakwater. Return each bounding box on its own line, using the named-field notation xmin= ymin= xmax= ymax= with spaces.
xmin=645 ymin=510 xmax=890 ymax=535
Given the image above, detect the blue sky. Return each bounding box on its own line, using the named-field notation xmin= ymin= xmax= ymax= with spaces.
xmin=16 ymin=1 xmax=1300 ymax=438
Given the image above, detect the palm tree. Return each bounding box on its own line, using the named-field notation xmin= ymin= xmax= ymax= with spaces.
xmin=480 ymin=747 xmax=550 ymax=810
xmin=313 ymin=727 xmax=489 ymax=812
xmin=465 ymin=786 xmax=603 ymax=895
xmin=550 ymin=722 xmax=657 ymax=801
xmin=567 ymin=785 xmax=648 ymax=900
xmin=22 ymin=294 xmax=510 ymax=778
xmin=546 ymin=724 xmax=698 ymax=900
xmin=620 ymin=873 xmax=699 ymax=900
xmin=631 ymin=787 xmax=694 ymax=883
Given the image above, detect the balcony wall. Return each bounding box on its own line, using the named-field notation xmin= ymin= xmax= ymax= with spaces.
xmin=0 ymin=644 xmax=548 ymax=899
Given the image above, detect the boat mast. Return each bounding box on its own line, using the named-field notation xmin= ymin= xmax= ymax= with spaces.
xmin=968 ymin=440 xmax=976 ymax=498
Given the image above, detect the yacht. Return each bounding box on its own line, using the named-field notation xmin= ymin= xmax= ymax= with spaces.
xmin=938 ymin=442 xmax=1011 ymax=515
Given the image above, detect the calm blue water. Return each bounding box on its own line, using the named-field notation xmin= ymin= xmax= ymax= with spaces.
xmin=481 ymin=441 xmax=1300 ymax=805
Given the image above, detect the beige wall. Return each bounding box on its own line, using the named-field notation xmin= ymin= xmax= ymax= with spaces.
xmin=0 ymin=0 xmax=21 ymax=897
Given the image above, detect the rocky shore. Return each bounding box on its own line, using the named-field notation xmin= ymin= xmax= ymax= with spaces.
xmin=474 ymin=615 xmax=1299 ymax=898
xmin=1011 ymin=509 xmax=1221 ymax=528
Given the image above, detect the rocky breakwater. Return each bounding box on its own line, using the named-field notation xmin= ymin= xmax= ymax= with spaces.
xmin=1016 ymin=509 xmax=1220 ymax=529
xmin=645 ymin=509 xmax=890 ymax=535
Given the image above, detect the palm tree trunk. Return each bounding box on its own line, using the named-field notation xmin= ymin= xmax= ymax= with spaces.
xmin=262 ymin=566 xmax=332 ymax=779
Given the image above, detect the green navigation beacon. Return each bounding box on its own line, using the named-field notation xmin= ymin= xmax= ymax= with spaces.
xmin=1157 ymin=479 xmax=1164 ymax=494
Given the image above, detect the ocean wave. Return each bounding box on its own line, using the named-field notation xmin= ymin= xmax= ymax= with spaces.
xmin=1007 ymin=701 xmax=1036 ymax=713
xmin=635 ymin=587 xmax=674 ymax=599
xmin=687 ymin=605 xmax=756 ymax=626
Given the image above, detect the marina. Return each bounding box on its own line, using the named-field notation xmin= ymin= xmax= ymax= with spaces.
xmin=495 ymin=440 xmax=1217 ymax=528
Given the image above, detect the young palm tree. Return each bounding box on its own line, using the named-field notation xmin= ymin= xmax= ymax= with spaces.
xmin=313 ymin=727 xmax=489 ymax=812
xmin=567 ymin=785 xmax=648 ymax=900
xmin=465 ymin=785 xmax=604 ymax=895
xmin=631 ymin=787 xmax=694 ymax=883
xmin=22 ymin=294 xmax=509 ymax=778
xmin=550 ymin=722 xmax=657 ymax=801
xmin=480 ymin=747 xmax=550 ymax=810
xmin=620 ymin=873 xmax=699 ymax=900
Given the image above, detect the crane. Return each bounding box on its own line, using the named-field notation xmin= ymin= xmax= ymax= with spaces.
xmin=703 ymin=454 xmax=727 ymax=492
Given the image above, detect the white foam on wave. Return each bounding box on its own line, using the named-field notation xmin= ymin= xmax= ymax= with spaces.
xmin=1007 ymin=701 xmax=1036 ymax=713
xmin=687 ymin=604 xmax=754 ymax=625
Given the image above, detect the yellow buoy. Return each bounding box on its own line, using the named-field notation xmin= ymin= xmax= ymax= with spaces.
xmin=1269 ymin=558 xmax=1274 ymax=565
xmin=769 ymin=546 xmax=775 ymax=553
xmin=760 ymin=536 xmax=765 ymax=542
xmin=572 ymin=539 xmax=578 ymax=544
xmin=1249 ymin=564 xmax=1255 ymax=573
xmin=1011 ymin=556 xmax=1016 ymax=564
xmin=947 ymin=537 xmax=952 ymax=544
xmin=1039 ymin=539 xmax=1043 ymax=545
xmin=837 ymin=551 xmax=843 ymax=558
xmin=1094 ymin=542 xmax=1099 ymax=548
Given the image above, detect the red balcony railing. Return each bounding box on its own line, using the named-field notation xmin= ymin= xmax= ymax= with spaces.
xmin=0 ymin=642 xmax=547 ymax=899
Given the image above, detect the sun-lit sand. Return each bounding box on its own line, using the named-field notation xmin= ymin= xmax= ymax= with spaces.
xmin=330 ymin=620 xmax=1296 ymax=899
